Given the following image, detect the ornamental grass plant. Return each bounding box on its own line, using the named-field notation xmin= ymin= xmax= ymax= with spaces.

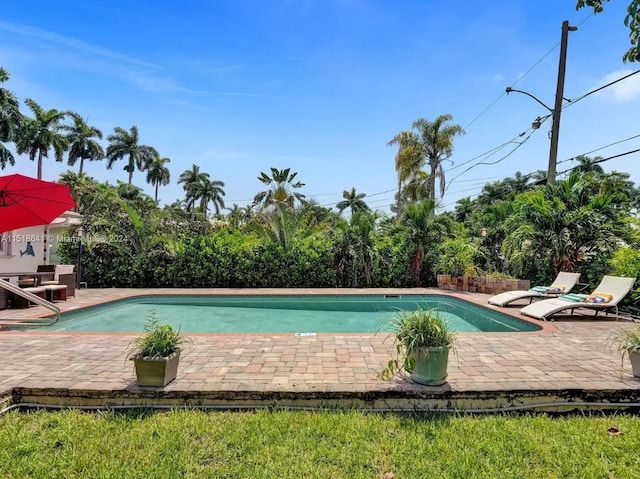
xmin=378 ymin=307 xmax=457 ymax=380
xmin=126 ymin=314 xmax=185 ymax=360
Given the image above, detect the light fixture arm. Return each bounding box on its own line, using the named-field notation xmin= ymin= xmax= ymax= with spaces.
xmin=505 ymin=87 xmax=554 ymax=112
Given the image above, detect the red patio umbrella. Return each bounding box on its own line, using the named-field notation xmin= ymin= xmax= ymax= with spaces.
xmin=0 ymin=174 xmax=76 ymax=234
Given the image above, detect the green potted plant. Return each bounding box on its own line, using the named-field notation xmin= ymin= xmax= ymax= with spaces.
xmin=127 ymin=315 xmax=185 ymax=387
xmin=609 ymin=322 xmax=640 ymax=378
xmin=378 ymin=307 xmax=457 ymax=386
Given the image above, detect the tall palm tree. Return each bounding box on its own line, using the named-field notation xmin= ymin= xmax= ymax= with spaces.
xmin=64 ymin=114 xmax=104 ymax=175
xmin=0 ymin=68 xmax=21 ymax=170
xmin=336 ymin=187 xmax=370 ymax=214
xmin=178 ymin=164 xmax=209 ymax=211
xmin=411 ymin=114 xmax=465 ymax=204
xmin=14 ymin=98 xmax=69 ymax=179
xmin=106 ymin=126 xmax=158 ymax=185
xmin=253 ymin=167 xmax=305 ymax=209
xmin=196 ymin=177 xmax=225 ymax=219
xmin=387 ymin=130 xmax=422 ymax=215
xmin=146 ymin=155 xmax=171 ymax=202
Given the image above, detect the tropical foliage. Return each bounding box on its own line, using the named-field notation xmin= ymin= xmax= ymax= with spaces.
xmin=106 ymin=125 xmax=158 ymax=185
xmin=0 ymin=68 xmax=20 ymax=169
xmin=1 ymin=67 xmax=639 ymax=295
xmin=14 ymin=99 xmax=69 ymax=179
xmin=64 ymin=114 xmax=104 ymax=175
xmin=388 ymin=114 xmax=465 ymax=212
xmin=577 ymin=0 xmax=640 ymax=62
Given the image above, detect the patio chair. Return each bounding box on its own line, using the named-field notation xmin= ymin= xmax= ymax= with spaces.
xmin=39 ymin=264 xmax=76 ymax=297
xmin=519 ymin=275 xmax=636 ymax=321
xmin=487 ymin=272 xmax=582 ymax=307
xmin=18 ymin=265 xmax=56 ymax=287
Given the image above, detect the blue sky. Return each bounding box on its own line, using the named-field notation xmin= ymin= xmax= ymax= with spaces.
xmin=1 ymin=0 xmax=639 ymax=214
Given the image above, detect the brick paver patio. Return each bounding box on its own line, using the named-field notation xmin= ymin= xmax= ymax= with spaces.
xmin=1 ymin=288 xmax=639 ymax=411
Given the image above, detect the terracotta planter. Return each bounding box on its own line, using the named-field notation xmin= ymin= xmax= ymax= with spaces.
xmin=133 ymin=350 xmax=180 ymax=387
xmin=409 ymin=345 xmax=452 ymax=386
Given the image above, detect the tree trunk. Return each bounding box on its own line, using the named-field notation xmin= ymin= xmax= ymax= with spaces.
xmin=37 ymin=151 xmax=43 ymax=179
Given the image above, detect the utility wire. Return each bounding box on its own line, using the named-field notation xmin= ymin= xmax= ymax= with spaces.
xmin=440 ymin=147 xmax=640 ymax=210
xmin=556 ymin=133 xmax=640 ymax=165
xmin=564 ymin=69 xmax=640 ymax=109
xmin=557 ymin=148 xmax=640 ymax=176
xmin=461 ymin=12 xmax=593 ymax=131
xmin=462 ymin=44 xmax=559 ymax=131
xmin=446 ymin=120 xmax=547 ymax=191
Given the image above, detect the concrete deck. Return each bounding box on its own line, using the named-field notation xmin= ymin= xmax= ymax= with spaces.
xmin=1 ymin=288 xmax=639 ymax=412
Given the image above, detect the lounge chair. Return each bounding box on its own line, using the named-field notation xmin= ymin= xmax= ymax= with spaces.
xmin=487 ymin=272 xmax=581 ymax=307
xmin=520 ymin=275 xmax=636 ymax=321
xmin=39 ymin=264 xmax=76 ymax=297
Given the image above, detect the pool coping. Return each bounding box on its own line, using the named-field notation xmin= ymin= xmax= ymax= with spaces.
xmin=4 ymin=287 xmax=639 ymax=414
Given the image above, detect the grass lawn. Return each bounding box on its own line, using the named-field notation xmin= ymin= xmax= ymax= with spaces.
xmin=1 ymin=409 xmax=639 ymax=478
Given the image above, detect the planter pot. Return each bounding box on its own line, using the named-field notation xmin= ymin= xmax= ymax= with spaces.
xmin=409 ymin=345 xmax=452 ymax=386
xmin=133 ymin=350 xmax=180 ymax=387
xmin=630 ymin=351 xmax=640 ymax=378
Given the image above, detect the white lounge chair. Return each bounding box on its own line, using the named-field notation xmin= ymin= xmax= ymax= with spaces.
xmin=520 ymin=275 xmax=636 ymax=321
xmin=487 ymin=272 xmax=581 ymax=307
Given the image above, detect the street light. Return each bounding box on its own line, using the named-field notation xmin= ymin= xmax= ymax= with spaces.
xmin=505 ymin=20 xmax=577 ymax=184
xmin=76 ymin=226 xmax=84 ymax=289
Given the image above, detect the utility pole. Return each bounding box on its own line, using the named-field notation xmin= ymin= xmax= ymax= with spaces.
xmin=547 ymin=20 xmax=577 ymax=184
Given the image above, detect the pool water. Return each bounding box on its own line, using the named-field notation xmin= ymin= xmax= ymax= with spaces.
xmin=39 ymin=295 xmax=540 ymax=333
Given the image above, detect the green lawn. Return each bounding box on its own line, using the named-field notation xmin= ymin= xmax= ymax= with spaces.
xmin=1 ymin=409 xmax=639 ymax=478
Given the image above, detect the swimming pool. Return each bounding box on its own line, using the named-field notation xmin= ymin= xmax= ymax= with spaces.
xmin=37 ymin=295 xmax=541 ymax=333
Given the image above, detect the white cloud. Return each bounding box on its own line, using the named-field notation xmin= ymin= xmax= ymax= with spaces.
xmin=594 ymin=69 xmax=640 ymax=103
xmin=0 ymin=20 xmax=159 ymax=70
xmin=493 ymin=73 xmax=504 ymax=83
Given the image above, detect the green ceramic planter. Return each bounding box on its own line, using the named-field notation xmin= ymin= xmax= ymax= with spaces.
xmin=133 ymin=350 xmax=180 ymax=387
xmin=630 ymin=351 xmax=640 ymax=378
xmin=409 ymin=346 xmax=452 ymax=386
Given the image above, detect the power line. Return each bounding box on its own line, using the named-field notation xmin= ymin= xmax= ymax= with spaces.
xmin=556 ymin=133 xmax=640 ymax=166
xmin=441 ymin=147 xmax=640 ymax=211
xmin=557 ymin=148 xmax=640 ymax=177
xmin=564 ymin=69 xmax=640 ymax=109
xmin=445 ymin=122 xmax=545 ymax=191
xmin=460 ymin=12 xmax=593 ymax=131
xmin=462 ymin=44 xmax=559 ymax=131
xmin=447 ymin=131 xmax=529 ymax=173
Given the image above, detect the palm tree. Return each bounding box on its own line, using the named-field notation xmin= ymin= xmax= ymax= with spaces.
xmin=0 ymin=68 xmax=21 ymax=170
xmin=502 ymin=171 xmax=630 ymax=279
xmin=14 ymin=98 xmax=69 ymax=179
xmin=334 ymin=210 xmax=380 ymax=287
xmin=146 ymin=155 xmax=171 ymax=202
xmin=336 ymin=187 xmax=370 ymax=214
xmin=411 ymin=114 xmax=465 ymax=204
xmin=196 ymin=177 xmax=225 ymax=219
xmin=402 ymin=200 xmax=454 ymax=286
xmin=106 ymin=126 xmax=158 ymax=185
xmin=573 ymin=155 xmax=605 ymax=175
xmin=387 ymin=130 xmax=422 ymax=215
xmin=253 ymin=167 xmax=306 ymax=209
xmin=64 ymin=114 xmax=104 ymax=175
xmin=178 ymin=164 xmax=209 ymax=211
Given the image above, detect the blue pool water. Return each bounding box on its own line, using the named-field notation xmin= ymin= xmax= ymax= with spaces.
xmin=37 ymin=295 xmax=541 ymax=333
